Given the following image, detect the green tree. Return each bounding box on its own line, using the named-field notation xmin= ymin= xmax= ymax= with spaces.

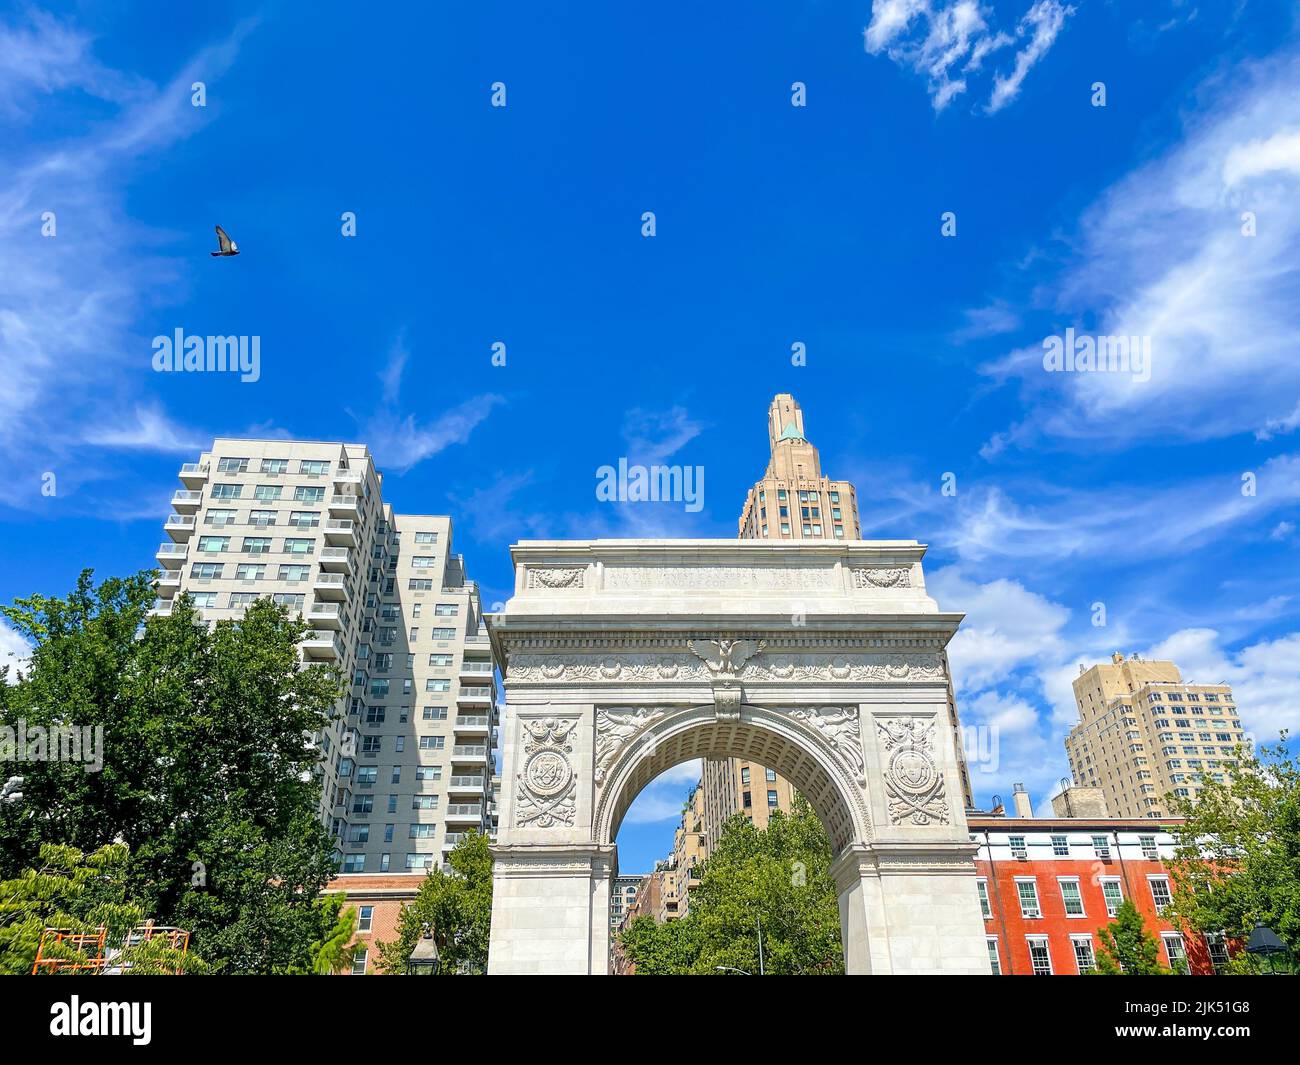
xmin=0 ymin=842 xmax=206 ymax=975
xmin=618 ymin=797 xmax=844 ymax=975
xmin=376 ymin=831 xmax=494 ymax=974
xmin=288 ymin=893 xmax=358 ymax=975
xmin=0 ymin=571 xmax=344 ymax=973
xmin=1167 ymin=736 xmax=1300 ymax=972
xmin=1094 ymin=900 xmax=1171 ymax=975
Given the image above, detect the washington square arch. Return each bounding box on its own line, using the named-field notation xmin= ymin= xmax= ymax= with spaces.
xmin=484 ymin=538 xmax=991 ymax=974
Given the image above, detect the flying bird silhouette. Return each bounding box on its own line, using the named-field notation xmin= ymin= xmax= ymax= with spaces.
xmin=211 ymin=225 xmax=239 ymax=257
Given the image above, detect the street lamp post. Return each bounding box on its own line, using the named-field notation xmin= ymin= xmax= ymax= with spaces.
xmin=406 ymin=926 xmax=441 ymax=975
xmin=1245 ymin=922 xmax=1289 ymax=975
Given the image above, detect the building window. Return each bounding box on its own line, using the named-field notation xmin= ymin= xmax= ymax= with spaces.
xmin=986 ymin=936 xmax=1001 ymax=975
xmin=1051 ymin=835 xmax=1068 ymax=856
xmin=1162 ymin=933 xmax=1189 ymax=974
xmin=1015 ymin=879 xmax=1041 ymax=919
xmin=1059 ymin=878 xmax=1085 ymax=917
xmin=767 ymin=790 xmax=778 ymax=807
xmin=1101 ymin=879 xmax=1124 ymax=917
xmin=351 ymin=948 xmax=368 ymax=975
xmin=358 ymin=905 xmax=373 ymax=932
xmin=1148 ymin=876 xmax=1173 ymax=915
xmin=976 ymin=878 xmax=992 ymax=919
xmin=1071 ymin=935 xmax=1096 ymax=974
xmin=740 ymin=767 xmax=750 ymax=785
xmin=1009 ymin=835 xmax=1028 ymax=859
xmin=1139 ymin=834 xmax=1158 ymax=860
xmin=1206 ymin=933 xmax=1230 ymax=973
xmin=1092 ymin=835 xmax=1111 ymax=859
xmin=1027 ymin=936 xmax=1053 ymax=975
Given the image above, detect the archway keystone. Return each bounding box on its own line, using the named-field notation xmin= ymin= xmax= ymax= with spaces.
xmin=486 ymin=539 xmax=990 ymax=974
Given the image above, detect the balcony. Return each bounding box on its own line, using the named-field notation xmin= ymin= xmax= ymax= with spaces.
xmin=458 ymin=660 xmax=494 ymax=679
xmin=451 ymin=744 xmax=490 ymax=765
xmin=454 ymin=715 xmax=492 ymax=736
xmin=442 ymin=832 xmax=471 ymax=849
xmin=164 ymin=513 xmax=196 ymax=541
xmin=171 ymin=490 xmax=203 ymax=513
xmin=307 ymin=602 xmax=343 ymax=630
xmin=447 ymin=774 xmax=488 ymax=795
xmin=178 ymin=462 xmax=209 ymax=488
xmin=154 ymin=572 xmax=182 ymax=598
xmin=323 ymin=519 xmax=357 ymax=547
xmin=301 ymin=630 xmax=342 ymax=660
xmin=148 ymin=600 xmax=173 ymax=618
xmin=445 ymin=804 xmax=484 ymax=823
xmin=319 ymin=547 xmax=353 ymax=574
xmin=332 ymin=467 xmax=363 ymax=487
xmin=328 ymin=494 xmax=360 ymax=518
xmin=156 ymin=543 xmax=188 ymax=568
xmin=312 ymin=572 xmax=346 ymax=601
xmin=457 ymin=686 xmax=493 ymax=705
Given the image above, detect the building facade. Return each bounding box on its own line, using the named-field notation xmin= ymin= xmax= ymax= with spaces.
xmin=972 ymin=816 xmax=1225 ymax=975
xmin=156 ymin=439 xmax=500 ymax=874
xmin=1064 ymin=653 xmax=1244 ymax=820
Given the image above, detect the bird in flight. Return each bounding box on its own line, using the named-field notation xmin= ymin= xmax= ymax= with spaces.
xmin=211 ymin=225 xmax=239 ymax=257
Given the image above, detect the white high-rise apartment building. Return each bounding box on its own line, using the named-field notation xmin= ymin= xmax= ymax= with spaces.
xmin=154 ymin=439 xmax=499 ymax=873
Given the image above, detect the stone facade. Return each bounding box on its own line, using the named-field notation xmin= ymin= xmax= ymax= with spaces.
xmin=485 ymin=538 xmax=989 ymax=974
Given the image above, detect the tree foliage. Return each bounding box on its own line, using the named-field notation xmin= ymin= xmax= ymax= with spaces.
xmin=0 ymin=842 xmax=207 ymax=975
xmin=375 ymin=831 xmax=494 ymax=974
xmin=1094 ymin=899 xmax=1171 ymax=975
xmin=0 ymin=570 xmax=344 ymax=973
xmin=618 ymin=797 xmax=844 ymax=975
xmin=1167 ymin=736 xmax=1300 ymax=972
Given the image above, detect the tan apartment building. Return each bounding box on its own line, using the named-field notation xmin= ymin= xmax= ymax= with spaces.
xmin=702 ymin=394 xmax=861 ymax=846
xmin=1064 ymin=653 xmax=1245 ymax=819
xmin=155 ymin=440 xmax=500 ymax=879
xmin=669 ymin=783 xmax=708 ymax=916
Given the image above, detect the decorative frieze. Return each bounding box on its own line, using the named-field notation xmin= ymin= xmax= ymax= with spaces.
xmin=516 ymin=716 xmax=579 ymax=828
xmin=852 ymin=566 xmax=912 ymax=589
xmin=507 ymin=651 xmax=945 ymax=684
xmin=876 ymin=716 xmax=949 ymax=827
xmin=526 ymin=566 xmax=585 ymax=590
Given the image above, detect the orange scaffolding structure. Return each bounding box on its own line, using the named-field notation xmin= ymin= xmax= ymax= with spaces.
xmin=31 ymin=921 xmax=191 ymax=974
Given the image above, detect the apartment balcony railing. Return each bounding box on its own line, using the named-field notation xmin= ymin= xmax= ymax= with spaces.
xmin=448 ymin=775 xmax=487 ymax=792
xmin=154 ymin=572 xmax=182 ymax=598
xmin=312 ymin=572 xmax=346 ymax=600
xmin=300 ymin=630 xmax=342 ymax=660
xmin=458 ymin=686 xmax=493 ymax=703
xmin=319 ymin=547 xmax=352 ymax=574
xmin=155 ymin=543 xmax=188 ymax=568
xmin=323 ymin=519 xmax=356 ymax=546
xmin=164 ymin=513 xmax=196 ymax=541
xmin=148 ymin=600 xmax=173 ymax=618
xmin=458 ymin=661 xmax=493 ymax=676
xmin=178 ymin=463 xmax=209 ymax=488
xmin=445 ymin=804 xmax=484 ymax=820
xmin=328 ymin=494 xmax=360 ymax=517
xmin=451 ymin=745 xmax=489 ymax=763
xmin=171 ymin=490 xmax=203 ymax=512
xmin=307 ymin=602 xmax=343 ymax=629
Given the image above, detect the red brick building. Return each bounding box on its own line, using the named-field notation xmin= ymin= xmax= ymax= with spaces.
xmin=970 ymin=817 xmax=1227 ymax=975
xmin=326 ymin=873 xmax=424 ymax=974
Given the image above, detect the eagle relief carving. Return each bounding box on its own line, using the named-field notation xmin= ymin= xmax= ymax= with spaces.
xmin=516 ymin=716 xmax=579 ymax=828
xmin=688 ymin=638 xmax=765 ymax=677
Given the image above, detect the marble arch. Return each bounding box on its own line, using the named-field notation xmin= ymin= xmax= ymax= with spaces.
xmin=485 ymin=539 xmax=990 ymax=975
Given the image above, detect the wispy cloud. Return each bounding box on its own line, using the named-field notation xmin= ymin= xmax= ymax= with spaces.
xmin=977 ymin=51 xmax=1300 ymax=449
xmin=84 ymin=403 xmax=206 ymax=453
xmin=863 ymin=0 xmax=1073 ymax=113
xmin=353 ymin=337 xmax=504 ymax=473
xmin=0 ymin=10 xmax=256 ymax=510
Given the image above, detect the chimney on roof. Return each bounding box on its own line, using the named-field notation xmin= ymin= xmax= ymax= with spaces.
xmin=1012 ymin=782 xmax=1033 ymax=818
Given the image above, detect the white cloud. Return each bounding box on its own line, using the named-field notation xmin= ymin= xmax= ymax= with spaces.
xmin=988 ymin=1 xmax=1074 ymax=113
xmin=979 ymin=52 xmax=1300 ymax=447
xmin=1145 ymin=627 xmax=1300 ymax=740
xmin=353 ymin=336 xmax=504 ymax=473
xmin=0 ymin=12 xmax=255 ymax=510
xmin=864 ymin=0 xmax=1073 ymax=112
xmin=84 ymin=403 xmax=206 ymax=453
xmin=621 ymin=759 xmax=703 ymax=826
xmin=621 ymin=406 xmax=705 ymax=466
xmin=0 ymin=618 xmax=31 ymax=682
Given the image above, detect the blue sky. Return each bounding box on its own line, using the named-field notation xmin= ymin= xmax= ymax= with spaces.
xmin=2 ymin=1 xmax=1299 ymax=876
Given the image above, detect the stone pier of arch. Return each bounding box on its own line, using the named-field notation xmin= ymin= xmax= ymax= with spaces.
xmin=484 ymin=539 xmax=990 ymax=975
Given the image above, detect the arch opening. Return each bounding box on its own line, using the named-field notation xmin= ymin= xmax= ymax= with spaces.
xmin=598 ymin=705 xmax=863 ymax=855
